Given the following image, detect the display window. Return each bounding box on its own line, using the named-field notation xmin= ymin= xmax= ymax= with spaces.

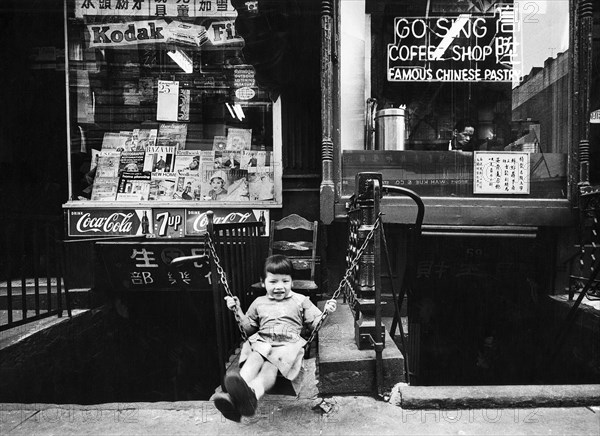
xmin=340 ymin=0 xmax=571 ymax=199
xmin=64 ymin=0 xmax=281 ymax=207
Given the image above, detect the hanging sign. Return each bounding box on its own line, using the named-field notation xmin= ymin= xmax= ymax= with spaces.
xmin=590 ymin=109 xmax=600 ymax=124
xmin=387 ymin=5 xmax=520 ymax=82
xmin=94 ymin=241 xmax=211 ymax=291
xmin=87 ymin=20 xmax=168 ymax=48
xmin=206 ymin=20 xmax=244 ymax=45
xmin=75 ymin=0 xmax=236 ymax=19
xmin=473 ymin=151 xmax=530 ymax=194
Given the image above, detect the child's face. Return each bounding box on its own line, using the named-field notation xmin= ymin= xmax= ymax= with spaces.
xmin=262 ymin=272 xmax=292 ymax=300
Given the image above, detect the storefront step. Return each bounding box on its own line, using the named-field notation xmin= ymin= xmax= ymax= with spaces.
xmin=395 ymin=384 xmax=600 ymax=409
xmin=317 ymin=301 xmax=405 ymax=396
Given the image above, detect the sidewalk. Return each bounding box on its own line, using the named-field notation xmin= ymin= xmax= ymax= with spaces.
xmin=2 ymin=355 xmax=599 ymax=435
xmin=2 ymin=397 xmax=599 ymax=435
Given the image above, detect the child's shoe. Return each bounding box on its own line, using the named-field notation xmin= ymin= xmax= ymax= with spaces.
xmin=212 ymin=392 xmax=241 ymax=422
xmin=224 ymin=372 xmax=258 ymax=416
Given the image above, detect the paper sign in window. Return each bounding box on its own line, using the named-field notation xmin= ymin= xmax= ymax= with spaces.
xmin=157 ymin=80 xmax=179 ymax=122
xmin=473 ymin=151 xmax=530 ymax=194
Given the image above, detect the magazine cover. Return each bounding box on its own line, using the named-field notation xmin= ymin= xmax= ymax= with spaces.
xmin=226 ymin=128 xmax=251 ymax=151
xmin=214 ymin=150 xmax=225 ymax=169
xmin=200 ymin=168 xmax=248 ymax=201
xmin=116 ymin=172 xmax=151 ymax=201
xmin=200 ymin=169 xmax=229 ymax=201
xmin=221 ymin=150 xmax=242 ymax=170
xmin=91 ymin=177 xmax=118 ymax=201
xmin=173 ymin=150 xmax=201 ymax=174
xmin=173 ymin=173 xmax=203 ymax=201
xmin=248 ymin=170 xmax=275 ymax=201
xmin=148 ymin=172 xmax=177 ymax=201
xmin=200 ymin=150 xmax=215 ymax=170
xmin=119 ymin=131 xmax=134 ymax=150
xmin=118 ymin=150 xmax=146 ymax=174
xmin=178 ymin=88 xmax=190 ymax=122
xmin=95 ymin=151 xmax=121 ymax=178
xmin=241 ymin=150 xmax=270 ymax=170
xmin=212 ymin=135 xmax=227 ymax=151
xmin=222 ymin=173 xmax=250 ymax=201
xmin=134 ymin=128 xmax=158 ymax=149
xmin=157 ymin=123 xmax=188 ymax=149
xmin=101 ymin=132 xmax=122 ymax=150
xmin=143 ymin=146 xmax=176 ymax=173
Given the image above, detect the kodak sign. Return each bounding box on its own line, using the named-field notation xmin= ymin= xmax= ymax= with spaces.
xmin=88 ymin=20 xmax=168 ymax=48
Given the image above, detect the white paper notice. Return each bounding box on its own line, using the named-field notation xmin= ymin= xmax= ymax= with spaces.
xmin=157 ymin=80 xmax=179 ymax=122
xmin=474 ymin=151 xmax=530 ymax=194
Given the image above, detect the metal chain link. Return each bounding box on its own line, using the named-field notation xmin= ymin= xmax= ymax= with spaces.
xmin=304 ymin=213 xmax=382 ymax=347
xmin=205 ymin=214 xmax=383 ymax=348
xmin=205 ymin=233 xmax=248 ymax=342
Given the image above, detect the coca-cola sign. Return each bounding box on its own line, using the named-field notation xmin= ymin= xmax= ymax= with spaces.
xmin=68 ymin=209 xmax=147 ymax=237
xmin=185 ymin=209 xmax=266 ymax=235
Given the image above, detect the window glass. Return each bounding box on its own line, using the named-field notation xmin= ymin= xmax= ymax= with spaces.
xmin=66 ymin=0 xmax=279 ymax=204
xmin=342 ymin=0 xmax=570 ymax=198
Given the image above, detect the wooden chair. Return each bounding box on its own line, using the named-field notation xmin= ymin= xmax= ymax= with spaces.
xmin=252 ymin=214 xmax=320 ymax=302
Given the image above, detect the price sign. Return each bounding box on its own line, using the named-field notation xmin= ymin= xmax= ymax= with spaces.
xmin=157 ymin=80 xmax=179 ymax=121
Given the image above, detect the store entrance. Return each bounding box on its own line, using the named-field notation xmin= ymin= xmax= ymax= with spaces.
xmin=406 ymin=233 xmax=597 ymax=386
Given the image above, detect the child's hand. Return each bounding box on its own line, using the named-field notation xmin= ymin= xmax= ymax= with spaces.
xmin=224 ymin=296 xmax=240 ymax=311
xmin=323 ymin=299 xmax=337 ymax=314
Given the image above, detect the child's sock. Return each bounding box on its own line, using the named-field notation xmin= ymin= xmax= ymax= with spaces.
xmin=250 ymin=381 xmax=264 ymax=400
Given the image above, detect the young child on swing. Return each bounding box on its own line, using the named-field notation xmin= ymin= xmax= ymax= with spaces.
xmin=212 ymin=254 xmax=337 ymax=422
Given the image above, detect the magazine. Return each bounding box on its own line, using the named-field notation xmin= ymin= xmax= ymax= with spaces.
xmin=143 ymin=146 xmax=176 ymax=173
xmin=116 ymin=172 xmax=151 ymax=201
xmin=157 ymin=123 xmax=188 ymax=149
xmin=200 ymin=168 xmax=230 ymax=201
xmin=214 ymin=150 xmax=226 ymax=169
xmin=118 ymin=131 xmax=134 ymax=151
xmin=173 ymin=173 xmax=203 ymax=201
xmin=248 ymin=170 xmax=275 ymax=201
xmin=101 ymin=132 xmax=122 ymax=150
xmin=200 ymin=150 xmax=215 ymax=170
xmin=212 ymin=135 xmax=227 ymax=151
xmin=241 ymin=150 xmax=269 ymax=171
xmin=91 ymin=177 xmax=118 ymax=201
xmin=133 ymin=128 xmax=158 ymax=149
xmin=221 ymin=150 xmax=242 ymax=170
xmin=118 ymin=150 xmax=146 ymax=174
xmin=173 ymin=150 xmax=201 ymax=174
xmin=222 ymin=171 xmax=250 ymax=201
xmin=95 ymin=151 xmax=121 ymax=178
xmin=148 ymin=172 xmax=177 ymax=201
xmin=226 ymin=128 xmax=252 ymax=151
xmin=178 ymin=88 xmax=190 ymax=122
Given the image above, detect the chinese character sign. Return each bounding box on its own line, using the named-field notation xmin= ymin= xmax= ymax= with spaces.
xmin=473 ymin=151 xmax=530 ymax=194
xmin=76 ymin=0 xmax=236 ymax=19
xmin=95 ymin=242 xmax=211 ymax=290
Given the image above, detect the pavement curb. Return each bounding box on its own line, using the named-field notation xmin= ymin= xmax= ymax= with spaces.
xmin=396 ymin=384 xmax=600 ymax=409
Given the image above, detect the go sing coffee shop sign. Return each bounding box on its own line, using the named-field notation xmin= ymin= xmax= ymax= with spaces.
xmin=387 ymin=7 xmax=521 ymax=82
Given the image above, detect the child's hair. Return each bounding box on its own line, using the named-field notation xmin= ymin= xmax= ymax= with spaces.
xmin=263 ymin=254 xmax=294 ymax=278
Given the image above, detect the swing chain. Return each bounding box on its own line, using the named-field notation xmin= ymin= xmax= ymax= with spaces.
xmin=205 ymin=233 xmax=249 ymax=342
xmin=305 ymin=213 xmax=383 ymax=347
xmin=205 ymin=213 xmax=382 ymax=348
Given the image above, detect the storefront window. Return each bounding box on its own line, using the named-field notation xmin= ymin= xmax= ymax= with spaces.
xmin=341 ymin=0 xmax=570 ymax=199
xmin=65 ymin=0 xmax=281 ymax=205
